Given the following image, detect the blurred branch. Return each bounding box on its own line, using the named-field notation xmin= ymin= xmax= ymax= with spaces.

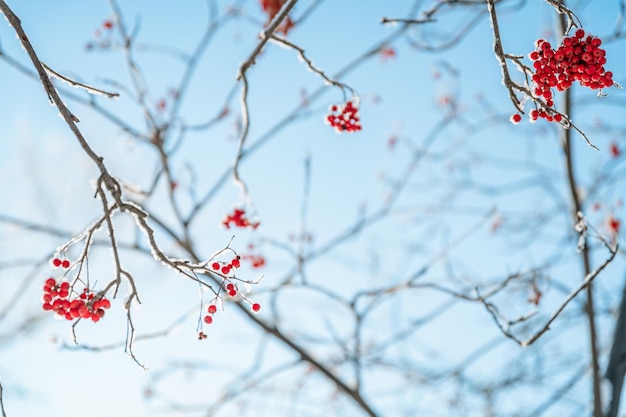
xmin=478 ymin=240 xmax=618 ymax=347
xmin=0 ymin=381 xmax=6 ymax=417
xmin=604 ymin=271 xmax=626 ymax=417
xmin=381 ymin=16 xmax=436 ymax=24
xmin=555 ymin=4 xmax=602 ymax=416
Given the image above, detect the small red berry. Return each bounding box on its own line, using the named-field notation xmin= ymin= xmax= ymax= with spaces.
xmin=228 ymin=290 xmax=237 ymax=297
xmin=203 ymin=315 xmax=213 ymax=324
xmin=52 ymin=258 xmax=62 ymax=267
xmin=610 ymin=142 xmax=621 ymax=158
xmin=211 ymin=262 xmax=220 ymax=271
xmin=252 ymin=303 xmax=261 ymax=313
xmin=61 ymin=260 xmax=70 ymax=269
xmin=510 ymin=113 xmax=522 ymax=124
xmin=207 ymin=305 xmax=217 ymax=314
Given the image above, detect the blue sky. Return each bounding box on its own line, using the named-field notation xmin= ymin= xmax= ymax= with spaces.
xmin=1 ymin=1 xmax=625 ymax=416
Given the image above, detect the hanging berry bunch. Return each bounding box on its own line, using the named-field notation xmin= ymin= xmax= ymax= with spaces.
xmin=222 ymin=208 xmax=260 ymax=230
xmin=42 ymin=258 xmax=112 ymax=322
xmin=524 ymin=29 xmax=615 ymax=123
xmin=325 ymin=100 xmax=362 ymax=133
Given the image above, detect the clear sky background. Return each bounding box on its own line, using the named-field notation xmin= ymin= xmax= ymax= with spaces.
xmin=0 ymin=1 xmax=625 ymax=416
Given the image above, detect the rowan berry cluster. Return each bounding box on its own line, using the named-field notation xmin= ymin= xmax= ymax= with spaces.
xmin=51 ymin=257 xmax=71 ymax=269
xmin=259 ymin=0 xmax=294 ymax=35
xmin=201 ymin=289 xmax=261 ymax=328
xmin=211 ymin=256 xmax=241 ymax=276
xmin=524 ymin=29 xmax=613 ymax=123
xmin=242 ymin=253 xmax=266 ymax=269
xmin=325 ymin=101 xmax=362 ymax=133
xmin=42 ymin=278 xmax=111 ymax=322
xmin=222 ymin=208 xmax=260 ymax=230
xmin=85 ymin=19 xmax=115 ymax=51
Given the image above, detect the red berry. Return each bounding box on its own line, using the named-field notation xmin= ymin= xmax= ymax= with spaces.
xmin=207 ymin=305 xmax=217 ymax=314
xmin=575 ymin=29 xmax=585 ymax=38
xmin=79 ymin=305 xmax=90 ymax=318
xmin=228 ymin=290 xmax=237 ymax=297
xmin=231 ymin=258 xmax=241 ymax=268
xmin=52 ymin=258 xmax=62 ymax=267
xmin=203 ymin=315 xmax=213 ymax=324
xmin=221 ymin=265 xmax=231 ymax=275
xmin=61 ymin=260 xmax=70 ymax=269
xmin=510 ymin=114 xmax=522 ymax=124
xmin=252 ymin=303 xmax=261 ymax=313
xmin=211 ymin=262 xmax=220 ymax=271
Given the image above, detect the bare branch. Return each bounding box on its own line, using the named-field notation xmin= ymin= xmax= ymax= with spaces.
xmin=478 ymin=241 xmax=619 ymax=347
xmin=42 ymin=63 xmax=119 ymax=98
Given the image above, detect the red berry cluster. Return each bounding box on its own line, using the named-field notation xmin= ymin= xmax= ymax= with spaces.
xmin=225 ymin=282 xmax=238 ymax=298
xmin=201 ymin=298 xmax=260 ymax=328
xmin=203 ymin=304 xmax=218 ymax=325
xmin=242 ymin=253 xmax=266 ymax=269
xmin=259 ymin=0 xmax=294 ymax=35
xmin=211 ymin=256 xmax=241 ymax=276
xmin=325 ymin=101 xmax=362 ymax=133
xmin=222 ymin=208 xmax=260 ymax=230
xmin=85 ymin=19 xmax=115 ymax=51
xmin=526 ymin=29 xmax=613 ymax=123
xmin=51 ymin=257 xmax=71 ymax=269
xmin=42 ymin=278 xmax=111 ymax=322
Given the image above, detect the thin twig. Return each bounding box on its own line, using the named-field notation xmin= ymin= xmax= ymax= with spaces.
xmin=237 ymin=0 xmax=299 ymax=80
xmin=478 ymin=241 xmax=619 ymax=347
xmin=380 ymin=17 xmax=436 ymax=24
xmin=42 ymin=62 xmax=119 ymax=98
